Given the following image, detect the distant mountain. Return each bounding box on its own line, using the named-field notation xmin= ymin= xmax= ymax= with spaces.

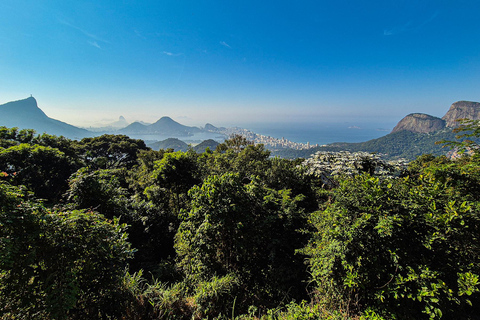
xmin=391 ymin=113 xmax=446 ymax=134
xmin=0 ymin=97 xmax=92 ymax=139
xmin=147 ymin=138 xmax=189 ymax=151
xmin=121 ymin=121 xmax=148 ymax=133
xmin=134 ymin=120 xmax=151 ymax=126
xmin=392 ymin=101 xmax=480 ymax=134
xmin=204 ymin=123 xmax=226 ymax=132
xmin=120 ymin=116 xmax=201 ymax=136
xmin=272 ymin=128 xmax=460 ymax=160
xmin=349 ymin=100 xmax=480 ymax=159
xmin=149 ymin=117 xmax=201 ymax=135
xmin=109 ymin=116 xmax=129 ymax=128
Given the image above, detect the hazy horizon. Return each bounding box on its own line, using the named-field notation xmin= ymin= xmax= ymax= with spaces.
xmin=0 ymin=95 xmax=401 ymax=132
xmin=1 ymin=1 xmax=480 ymax=128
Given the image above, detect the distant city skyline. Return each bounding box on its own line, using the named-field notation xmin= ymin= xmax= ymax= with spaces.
xmin=1 ymin=1 xmax=480 ymax=128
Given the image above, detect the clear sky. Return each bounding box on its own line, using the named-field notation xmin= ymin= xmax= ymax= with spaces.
xmin=1 ymin=0 xmax=480 ymax=128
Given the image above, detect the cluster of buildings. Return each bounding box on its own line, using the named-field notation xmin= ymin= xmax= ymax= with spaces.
xmin=220 ymin=127 xmax=318 ymax=150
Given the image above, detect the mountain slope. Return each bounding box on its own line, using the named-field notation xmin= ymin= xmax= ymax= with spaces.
xmin=0 ymin=97 xmax=92 ymax=139
xmin=271 ymin=129 xmax=460 ymax=160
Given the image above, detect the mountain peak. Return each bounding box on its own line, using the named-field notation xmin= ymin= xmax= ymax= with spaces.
xmin=0 ymin=97 xmax=91 ymax=138
xmin=155 ymin=116 xmax=175 ymax=123
xmin=119 ymin=116 xmax=201 ymax=136
xmin=391 ymin=113 xmax=446 ymax=134
xmin=442 ymin=101 xmax=480 ymax=127
xmin=0 ymin=96 xmax=47 ymax=119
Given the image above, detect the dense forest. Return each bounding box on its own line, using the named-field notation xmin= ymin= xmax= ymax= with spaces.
xmin=1 ymin=124 xmax=480 ymax=319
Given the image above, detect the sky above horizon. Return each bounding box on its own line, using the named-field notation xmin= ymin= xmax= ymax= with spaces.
xmin=1 ymin=0 xmax=480 ymax=128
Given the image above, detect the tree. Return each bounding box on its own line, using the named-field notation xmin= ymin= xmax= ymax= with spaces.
xmin=215 ymin=134 xmax=253 ymax=153
xmin=437 ymin=119 xmax=480 ymax=156
xmin=77 ymin=134 xmax=149 ymax=169
xmin=0 ymin=127 xmax=36 ymax=146
xmin=127 ymin=149 xmax=167 ymax=196
xmin=147 ymin=151 xmax=200 ymax=215
xmin=0 ymin=181 xmax=134 ymax=319
xmin=201 ymin=138 xmax=271 ymax=182
xmin=175 ymin=173 xmax=309 ymax=314
xmin=0 ymin=143 xmax=78 ymax=201
xmin=66 ymin=167 xmax=129 ymax=218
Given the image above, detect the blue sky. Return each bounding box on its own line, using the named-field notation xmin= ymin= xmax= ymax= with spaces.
xmin=1 ymin=0 xmax=480 ymax=128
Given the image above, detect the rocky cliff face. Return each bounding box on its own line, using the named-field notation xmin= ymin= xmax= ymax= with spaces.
xmin=391 ymin=113 xmax=446 ymax=134
xmin=442 ymin=101 xmax=480 ymax=127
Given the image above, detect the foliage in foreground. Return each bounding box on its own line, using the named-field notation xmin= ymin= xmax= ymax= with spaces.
xmin=175 ymin=172 xmax=309 ymax=316
xmin=1 ymin=126 xmax=480 ymax=319
xmin=0 ymin=182 xmax=134 ymax=319
xmin=303 ymin=158 xmax=480 ymax=319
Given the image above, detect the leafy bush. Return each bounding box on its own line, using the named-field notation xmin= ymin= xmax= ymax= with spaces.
xmin=303 ymin=168 xmax=480 ymax=319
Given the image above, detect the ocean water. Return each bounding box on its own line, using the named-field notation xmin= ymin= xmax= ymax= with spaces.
xmin=127 ymin=121 xmax=397 ymax=146
xmin=244 ymin=121 xmax=397 ymax=146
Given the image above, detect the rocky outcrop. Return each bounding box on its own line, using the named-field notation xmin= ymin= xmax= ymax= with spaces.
xmin=391 ymin=113 xmax=446 ymax=134
xmin=442 ymin=101 xmax=480 ymax=127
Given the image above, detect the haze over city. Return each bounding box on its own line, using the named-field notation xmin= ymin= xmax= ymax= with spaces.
xmin=1 ymin=0 xmax=480 ymax=128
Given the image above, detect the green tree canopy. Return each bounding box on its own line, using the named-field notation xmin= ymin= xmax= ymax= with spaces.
xmin=0 ymin=143 xmax=78 ymax=201
xmin=175 ymin=173 xmax=309 ymax=312
xmin=77 ymin=134 xmax=149 ymax=169
xmin=0 ymin=181 xmax=134 ymax=319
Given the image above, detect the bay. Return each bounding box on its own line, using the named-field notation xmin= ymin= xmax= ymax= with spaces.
xmin=243 ymin=121 xmax=397 ymax=146
xmin=124 ymin=121 xmax=397 ymax=147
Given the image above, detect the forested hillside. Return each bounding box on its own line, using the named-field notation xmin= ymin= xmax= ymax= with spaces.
xmin=1 ymin=125 xmax=480 ymax=319
xmin=272 ymin=129 xmax=462 ymax=160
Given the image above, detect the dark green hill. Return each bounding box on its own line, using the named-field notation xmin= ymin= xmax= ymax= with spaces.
xmin=147 ymin=138 xmax=189 ymax=151
xmin=328 ymin=129 xmax=459 ymax=159
xmin=0 ymin=97 xmax=92 ymax=139
xmin=271 ymin=129 xmax=462 ymax=160
xmin=192 ymin=139 xmax=219 ymax=153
